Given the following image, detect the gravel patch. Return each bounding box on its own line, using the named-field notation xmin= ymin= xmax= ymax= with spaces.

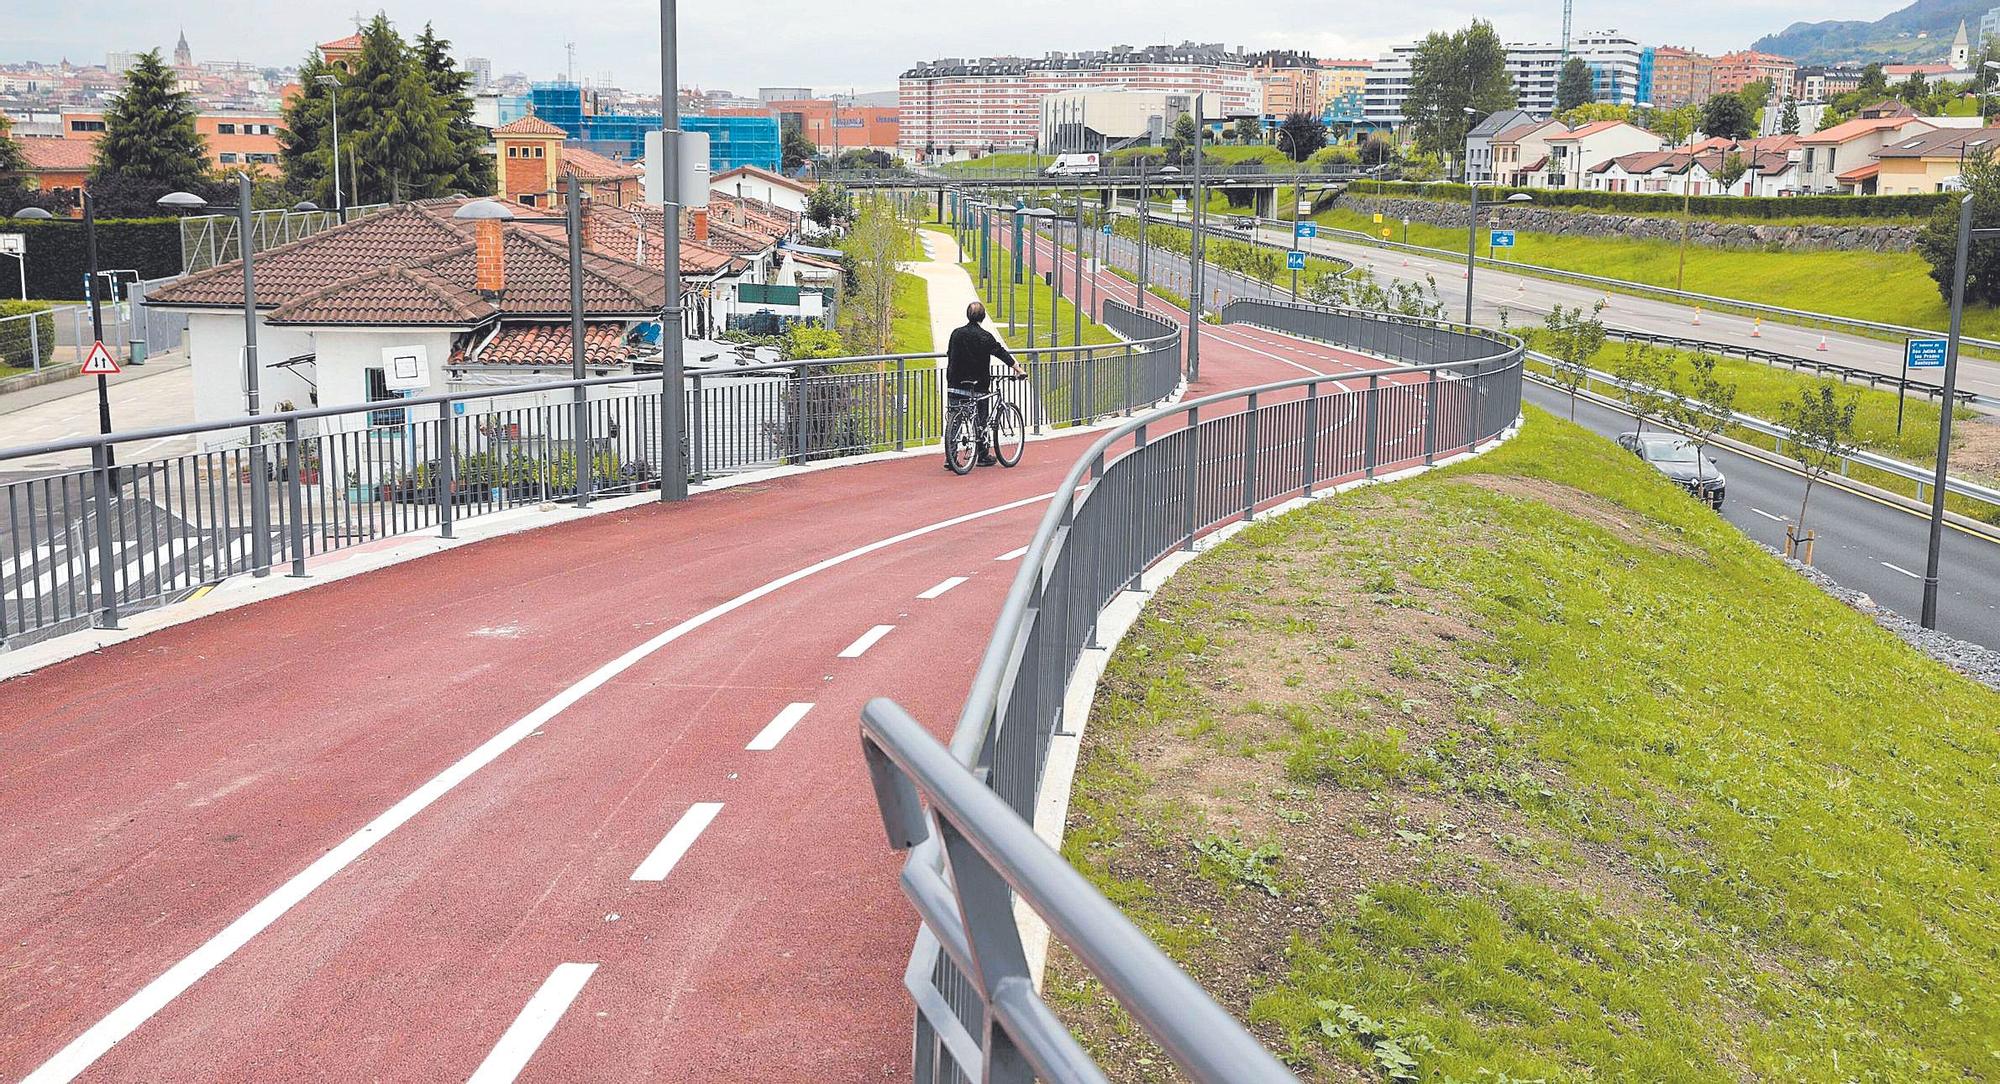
xmin=1762 ymin=543 xmax=2000 ymax=692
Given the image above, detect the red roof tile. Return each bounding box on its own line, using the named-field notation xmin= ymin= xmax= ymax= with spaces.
xmin=495 ymin=114 xmax=567 ymax=138
xmin=460 ymin=322 xmax=630 ymax=367
xmin=17 ymin=138 xmax=94 ymax=171
xmin=561 ymin=145 xmax=640 ymax=182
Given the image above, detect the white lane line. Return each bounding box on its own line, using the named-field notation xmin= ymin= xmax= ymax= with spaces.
xmin=1881 ymin=561 xmax=1922 ymax=580
xmin=917 ymin=576 xmax=968 ymax=599
xmin=466 ymin=962 xmax=598 ymax=1084
xmin=630 ymin=802 xmax=725 ymax=881
xmin=995 ymin=546 xmax=1029 ymax=562
xmin=1751 ymin=508 xmax=1785 ymax=522
xmin=838 ymin=624 xmax=896 ymax=658
xmin=746 ymin=703 xmax=814 ymax=752
xmin=19 ymin=487 xmax=1058 ymax=1084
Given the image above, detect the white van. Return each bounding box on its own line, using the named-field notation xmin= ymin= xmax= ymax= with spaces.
xmin=1044 ymin=153 xmax=1101 ymax=176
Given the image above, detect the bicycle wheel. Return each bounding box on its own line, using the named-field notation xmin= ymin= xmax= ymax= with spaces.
xmin=944 ymin=411 xmax=977 ymax=475
xmin=992 ymin=401 xmax=1026 ymax=468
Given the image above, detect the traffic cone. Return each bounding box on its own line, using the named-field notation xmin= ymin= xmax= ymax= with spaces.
xmin=1751 ymin=317 xmax=1762 ymax=338
xmin=1692 ymin=306 xmax=1702 ymax=326
xmin=1816 ymin=334 xmax=1829 ymax=352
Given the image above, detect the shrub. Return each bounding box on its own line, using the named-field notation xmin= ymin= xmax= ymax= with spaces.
xmin=0 ymin=300 xmax=56 ymax=371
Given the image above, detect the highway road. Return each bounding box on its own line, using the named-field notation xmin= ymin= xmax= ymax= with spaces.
xmin=1123 ymin=200 xmax=2000 ymax=405
xmin=0 ymin=231 xmax=1428 ymax=1083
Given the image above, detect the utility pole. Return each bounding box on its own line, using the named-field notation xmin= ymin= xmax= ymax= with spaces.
xmin=1923 ymin=194 xmax=1985 ymax=628
xmin=1188 ymin=93 xmax=1204 ymax=381
xmin=658 ymin=0 xmax=687 ymax=501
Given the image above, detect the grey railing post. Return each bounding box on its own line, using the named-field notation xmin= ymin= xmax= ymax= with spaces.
xmin=438 ymin=408 xmax=456 ymax=539
xmin=1363 ymin=374 xmax=1380 ymax=479
xmin=895 ymin=357 xmax=909 ymax=451
xmin=285 ymin=417 xmax=308 ymax=575
xmin=936 ymin=819 xmax=1036 ymax=1084
xmin=1069 ymin=347 xmax=1084 ymax=427
xmin=1133 ymin=422 xmax=1151 ymax=579
xmin=249 ymin=430 xmax=272 ymax=578
xmin=1241 ymin=392 xmax=1259 ymax=522
xmin=1123 ymin=346 xmax=1134 ymax=417
xmin=793 ymin=369 xmax=809 ymax=464
xmin=1181 ymin=405 xmax=1199 ymax=551
xmin=1303 ymin=381 xmax=1319 ymax=497
xmin=89 ymin=443 xmax=119 ymax=629
xmin=1423 ymin=373 xmax=1440 ymax=466
xmin=690 ymin=374 xmax=706 ymax=482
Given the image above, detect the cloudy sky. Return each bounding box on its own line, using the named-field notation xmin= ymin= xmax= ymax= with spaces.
xmin=5 ymin=0 xmax=1894 ymax=94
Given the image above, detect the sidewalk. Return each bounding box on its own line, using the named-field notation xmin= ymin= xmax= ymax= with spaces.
xmin=0 ymin=349 xmax=191 ymax=417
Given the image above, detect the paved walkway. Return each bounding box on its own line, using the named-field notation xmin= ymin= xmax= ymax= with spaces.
xmin=0 ymin=240 xmax=1411 ymax=1082
xmin=0 ymin=353 xmax=196 ymax=471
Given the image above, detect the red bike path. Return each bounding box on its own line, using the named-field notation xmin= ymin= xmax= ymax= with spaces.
xmin=0 ymin=235 xmax=1444 ymax=1082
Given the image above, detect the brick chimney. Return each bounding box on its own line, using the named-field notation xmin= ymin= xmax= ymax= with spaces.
xmin=475 ymin=218 xmax=505 ymax=298
xmin=691 ymin=207 xmax=709 ymax=243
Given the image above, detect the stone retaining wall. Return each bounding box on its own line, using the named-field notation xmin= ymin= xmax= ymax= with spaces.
xmin=1335 ymin=194 xmax=1918 ymax=252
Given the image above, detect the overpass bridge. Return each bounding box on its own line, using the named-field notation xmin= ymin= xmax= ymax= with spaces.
xmin=0 ymin=218 xmax=1524 ymax=1083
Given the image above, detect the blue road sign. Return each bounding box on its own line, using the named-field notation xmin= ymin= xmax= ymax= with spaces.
xmin=1294 ymin=222 xmax=1318 ymax=239
xmin=1286 ymin=250 xmax=1307 ymax=270
xmin=1906 ymin=338 xmax=1948 ymax=369
xmin=1101 ymin=223 xmax=1112 ymax=235
xmin=1490 ymin=230 xmax=1516 ymax=248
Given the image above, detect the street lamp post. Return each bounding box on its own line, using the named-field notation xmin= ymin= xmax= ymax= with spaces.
xmin=658 ymin=0 xmax=688 ymax=502
xmin=1922 ymin=194 xmax=1995 ymax=629
xmin=315 ymin=74 xmax=345 ymax=221
xmin=1188 ymin=93 xmax=1205 ymax=381
xmin=15 ymin=193 xmax=113 ymax=439
xmin=1464 ymin=184 xmax=1532 ymax=326
xmin=1021 ymin=207 xmax=1056 ymax=350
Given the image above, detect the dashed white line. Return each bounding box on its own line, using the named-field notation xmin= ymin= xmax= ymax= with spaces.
xmin=839 ymin=624 xmax=896 ymax=658
xmin=631 ymin=802 xmax=725 ymax=882
xmin=995 ymin=546 xmax=1029 ymax=562
xmin=466 ymin=962 xmax=598 ymax=1084
xmin=917 ymin=576 xmax=969 ymax=599
xmin=1881 ymin=561 xmax=1921 ymax=580
xmin=1751 ymin=508 xmax=1785 ymax=522
xmin=746 ymin=703 xmax=814 ymax=751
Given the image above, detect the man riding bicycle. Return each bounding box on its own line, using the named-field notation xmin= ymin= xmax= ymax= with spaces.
xmin=946 ymin=302 xmax=1023 ymax=466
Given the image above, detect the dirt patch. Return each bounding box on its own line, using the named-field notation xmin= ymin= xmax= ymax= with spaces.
xmin=1448 ymin=473 xmax=1700 ymax=557
xmin=1947 ymin=413 xmax=2000 ymax=487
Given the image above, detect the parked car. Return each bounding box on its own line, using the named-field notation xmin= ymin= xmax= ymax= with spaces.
xmin=1618 ymin=431 xmax=1725 ymax=508
xmin=1231 ymin=216 xmax=1256 ymax=232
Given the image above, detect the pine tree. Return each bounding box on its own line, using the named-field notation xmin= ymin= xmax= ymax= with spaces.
xmin=278 ymin=52 xmax=337 ymax=205
xmin=414 ymin=24 xmax=496 ymax=196
xmin=0 ymin=111 xmax=28 ymax=204
xmin=93 ymin=50 xmax=210 ymax=202
xmin=1556 ymin=58 xmax=1593 ymax=114
xmin=1780 ymin=98 xmax=1800 ymax=136
xmin=344 ymin=15 xmax=452 ymax=203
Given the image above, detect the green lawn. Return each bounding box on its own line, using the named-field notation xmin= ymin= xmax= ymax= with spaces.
xmin=889 ymin=271 xmax=932 ymax=355
xmin=964 ymin=235 xmax=1119 ymax=350
xmin=1050 ymin=410 xmax=2000 ymax=1082
xmin=1311 ymin=206 xmax=2000 ymax=339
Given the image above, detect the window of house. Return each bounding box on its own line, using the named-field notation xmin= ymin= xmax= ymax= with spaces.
xmin=69 ymin=120 xmax=105 ymax=133
xmin=219 ymin=153 xmax=238 ymax=164
xmin=533 ymin=146 xmax=544 ymax=157
xmin=365 ymin=368 xmax=407 ymax=428
xmin=217 ymin=123 xmax=236 ymax=134
xmin=507 ymin=146 xmax=518 ymax=157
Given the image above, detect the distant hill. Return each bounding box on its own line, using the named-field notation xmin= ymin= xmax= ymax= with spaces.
xmin=1753 ymin=0 xmax=1988 ymax=64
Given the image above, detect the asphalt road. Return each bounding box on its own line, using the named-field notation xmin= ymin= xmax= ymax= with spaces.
xmin=1119 ymin=200 xmax=2000 ymax=405
xmin=1525 ymin=378 xmax=2000 ymax=649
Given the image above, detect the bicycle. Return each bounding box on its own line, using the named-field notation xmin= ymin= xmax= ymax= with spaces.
xmin=944 ymin=376 xmax=1027 ymax=476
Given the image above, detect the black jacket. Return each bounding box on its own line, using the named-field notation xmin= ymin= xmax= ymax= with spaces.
xmin=945 ymin=321 xmax=1016 ymax=387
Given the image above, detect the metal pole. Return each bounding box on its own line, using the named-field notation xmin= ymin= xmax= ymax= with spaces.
xmin=1137 ymin=168 xmax=1149 ymax=312
xmin=1073 ymin=191 xmax=1084 ymax=341
xmin=658 ymin=0 xmax=688 ymax=502
xmin=1188 ymin=94 xmax=1204 ymax=382
xmin=328 ymin=79 xmax=345 ymax=222
xmin=569 ymin=172 xmax=591 ymax=509
xmin=1465 ymin=181 xmax=1478 ymax=326
xmin=1921 ymin=195 xmax=1972 ymax=629
xmin=1051 ymin=212 xmax=1062 ymax=350
xmin=84 ymin=189 xmax=113 ymax=447
xmin=237 ymin=174 xmax=271 ymax=577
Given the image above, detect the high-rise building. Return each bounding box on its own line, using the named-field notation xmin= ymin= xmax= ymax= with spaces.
xmin=1650 ymin=47 xmax=1717 ymax=109
xmin=525 ymin=82 xmax=780 ymax=171
xmin=1247 ymin=50 xmax=1320 ymax=118
xmin=898 ymin=42 xmax=1262 ymax=159
xmin=1714 ymin=51 xmax=1797 ymax=99
xmin=1506 ymin=31 xmax=1649 ymax=114
xmin=1982 ymin=6 xmax=2000 ymax=49
xmin=1360 ymin=44 xmax=1417 ymax=128
xmin=465 ymin=56 xmax=492 ymax=92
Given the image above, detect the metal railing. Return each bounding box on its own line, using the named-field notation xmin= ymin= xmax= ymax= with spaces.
xmin=864 ymin=299 xmax=1524 ymax=1083
xmin=1596 ymin=328 xmax=1987 ymax=407
xmin=0 ymin=327 xmax=1178 ymax=650
xmin=178 ymin=204 xmax=391 ymax=275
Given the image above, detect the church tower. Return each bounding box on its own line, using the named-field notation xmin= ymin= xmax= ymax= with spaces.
xmin=1951 ymin=20 xmax=1971 ymax=69
xmin=173 ymin=29 xmax=192 ymax=68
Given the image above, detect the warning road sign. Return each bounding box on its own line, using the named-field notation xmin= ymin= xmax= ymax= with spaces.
xmin=81 ymin=340 xmax=121 ymax=376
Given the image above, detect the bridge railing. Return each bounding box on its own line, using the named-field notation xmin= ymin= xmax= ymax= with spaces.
xmin=0 ymin=326 xmax=1179 ymax=650
xmin=863 ymin=301 xmax=1523 ymax=1083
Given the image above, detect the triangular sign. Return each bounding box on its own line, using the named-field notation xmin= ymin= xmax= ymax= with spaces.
xmin=81 ymin=340 xmax=121 ymax=376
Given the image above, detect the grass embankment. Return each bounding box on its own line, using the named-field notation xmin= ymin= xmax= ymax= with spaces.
xmin=1051 ymin=410 xmax=2000 ymax=1081
xmin=890 ymin=271 xmax=932 ymax=354
xmin=1310 ymin=206 xmax=2000 ymax=340
xmin=963 ymin=233 xmax=1119 ymax=350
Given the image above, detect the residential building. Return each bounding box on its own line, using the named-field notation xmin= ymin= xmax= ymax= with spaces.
xmin=56 ymin=109 xmax=281 ymax=171
xmin=9 ymin=137 xmax=92 ymax=200
xmin=1793 ymin=66 xmax=1863 ymax=103
xmin=1797 ymin=101 xmax=1940 ymax=193
xmin=1983 ymin=6 xmax=2000 ymax=49
xmin=897 ymin=43 xmax=1261 ymax=158
xmin=1871 ymin=124 xmax=2000 ymax=193
xmin=760 ymin=98 xmax=900 ymax=153
xmin=1360 ymin=44 xmax=1418 ymax=129
xmin=1490 ymin=119 xmax=1567 ymax=186
xmin=1367 ymin=31 xmax=1646 ymax=129
xmin=1037 ymin=89 xmax=1193 ymax=151
xmin=559 ymin=146 xmax=643 ymax=208
xmin=1542 ymin=120 xmax=1661 ymax=188
xmin=1649 ymin=47 xmax=1716 ymax=109
xmin=1714 ymin=51 xmax=1798 ymax=98
xmin=709 ymin=165 xmax=814 ymax=218
xmin=1317 ymin=59 xmax=1370 ymax=105
xmin=465 ymin=56 xmax=491 ymax=93
xmin=1464 ymin=108 xmax=1537 ymax=184
xmin=1247 ymin=50 xmax=1319 ymax=117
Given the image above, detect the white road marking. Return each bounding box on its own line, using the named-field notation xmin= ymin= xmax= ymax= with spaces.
xmin=466 ymin=962 xmax=598 ymax=1084
xmin=1751 ymin=508 xmax=1785 ymax=522
xmin=917 ymin=576 xmax=968 ymax=599
xmin=995 ymin=546 xmax=1029 ymax=561
xmin=1881 ymin=561 xmax=1922 ymax=580
xmin=746 ymin=703 xmax=814 ymax=751
xmin=18 ymin=488 xmax=1058 ymax=1084
xmin=839 ymin=624 xmax=896 ymax=658
xmin=630 ymin=802 xmax=725 ymax=881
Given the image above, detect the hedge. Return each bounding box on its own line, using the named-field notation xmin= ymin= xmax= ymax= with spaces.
xmin=0 ymin=216 xmax=183 ymax=300
xmin=1345 ymin=180 xmax=1952 ymax=221
xmin=0 ymin=301 xmax=57 ymax=371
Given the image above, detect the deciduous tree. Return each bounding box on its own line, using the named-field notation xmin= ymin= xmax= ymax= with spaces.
xmin=1612 ymin=340 xmax=1676 ymax=433
xmin=1276 ymin=112 xmax=1327 ymax=162
xmin=1673 ymin=350 xmax=1737 ymax=492
xmin=1405 ymin=21 xmax=1514 ymax=158
xmin=1779 ymin=380 xmax=1859 ymax=540
xmin=1919 ymin=147 xmax=2000 ymax=304
xmin=1542 ymin=300 xmax=1606 ymax=420
xmin=1699 ymin=93 xmax=1753 ymax=141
